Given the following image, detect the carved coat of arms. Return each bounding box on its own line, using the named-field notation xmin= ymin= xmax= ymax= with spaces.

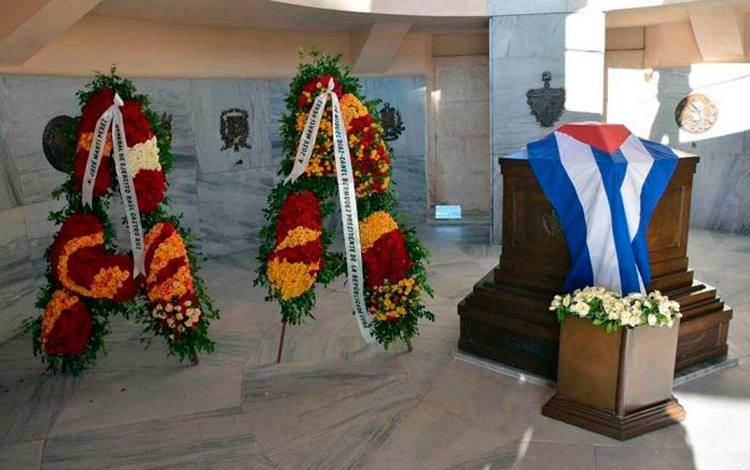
xmin=220 ymin=108 xmax=252 ymax=152
xmin=526 ymin=71 xmax=565 ymax=128
xmin=378 ymin=102 xmax=405 ymax=142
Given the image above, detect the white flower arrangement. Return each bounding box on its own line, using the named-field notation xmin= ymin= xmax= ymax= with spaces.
xmin=126 ymin=136 xmax=161 ymax=174
xmin=550 ymin=286 xmax=681 ymax=332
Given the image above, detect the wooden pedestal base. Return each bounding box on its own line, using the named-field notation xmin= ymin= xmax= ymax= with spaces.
xmin=542 ymin=394 xmax=686 ymax=441
xmin=458 ymin=274 xmax=732 ymax=380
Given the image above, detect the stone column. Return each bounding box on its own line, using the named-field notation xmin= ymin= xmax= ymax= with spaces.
xmin=488 ymin=1 xmax=605 ymax=243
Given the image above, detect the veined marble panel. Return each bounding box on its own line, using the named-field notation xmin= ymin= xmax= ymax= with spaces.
xmin=267 ymin=79 xmax=291 ymax=164
xmin=691 ymin=153 xmax=750 ymax=234
xmin=24 ymin=198 xmax=65 ymax=281
xmin=0 ymin=207 xmax=33 ymax=323
xmin=196 ymin=166 xmax=276 ymax=258
xmin=0 ymin=79 xmax=19 ymax=211
xmin=391 ymin=154 xmax=428 ymax=223
xmin=165 ymin=174 xmax=202 ymax=249
xmin=490 ymin=15 xmax=566 ymax=60
xmin=0 ymin=76 xmax=86 ymax=159
xmin=11 ymin=151 xmax=66 ymax=204
xmin=189 ymin=79 xmax=272 ymax=175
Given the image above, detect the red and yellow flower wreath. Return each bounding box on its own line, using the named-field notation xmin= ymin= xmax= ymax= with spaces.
xmin=25 ymin=71 xmax=218 ymax=374
xmin=256 ymin=53 xmax=433 ymax=348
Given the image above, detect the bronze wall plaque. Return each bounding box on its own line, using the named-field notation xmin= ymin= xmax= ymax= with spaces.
xmin=675 ymin=94 xmax=717 ymax=134
xmin=42 ymin=115 xmax=75 ymax=172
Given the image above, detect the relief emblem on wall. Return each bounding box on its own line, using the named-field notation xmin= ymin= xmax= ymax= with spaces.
xmin=43 ymin=115 xmax=76 ymax=172
xmin=526 ymin=71 xmax=565 ymax=128
xmin=220 ymin=108 xmax=252 ymax=152
xmin=675 ymin=94 xmax=717 ymax=134
xmin=378 ymin=102 xmax=405 ymax=142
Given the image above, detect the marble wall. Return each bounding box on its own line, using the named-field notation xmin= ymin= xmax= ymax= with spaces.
xmin=0 ymin=74 xmax=427 ymax=342
xmin=488 ymin=9 xmax=606 ymax=243
xmin=607 ymin=65 xmax=750 ymax=235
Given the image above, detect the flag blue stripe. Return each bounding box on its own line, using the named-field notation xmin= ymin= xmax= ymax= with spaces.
xmin=631 ymin=139 xmax=679 ymax=289
xmin=528 ymin=135 xmax=594 ymax=292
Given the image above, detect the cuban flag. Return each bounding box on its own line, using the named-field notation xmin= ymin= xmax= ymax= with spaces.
xmin=527 ymin=123 xmax=678 ymax=295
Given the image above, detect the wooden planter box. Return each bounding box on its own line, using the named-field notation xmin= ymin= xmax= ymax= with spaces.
xmin=542 ymin=317 xmax=686 ymax=440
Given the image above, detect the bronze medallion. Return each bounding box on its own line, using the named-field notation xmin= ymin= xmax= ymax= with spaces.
xmin=42 ymin=115 xmax=76 ymax=172
xmin=675 ymin=94 xmax=717 ymax=134
xmin=526 ymin=71 xmax=566 ymax=128
xmin=378 ymin=102 xmax=405 ymax=142
xmin=220 ymin=108 xmax=252 ymax=152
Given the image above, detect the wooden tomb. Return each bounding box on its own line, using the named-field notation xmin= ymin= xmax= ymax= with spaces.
xmin=458 ymin=154 xmax=733 ymax=379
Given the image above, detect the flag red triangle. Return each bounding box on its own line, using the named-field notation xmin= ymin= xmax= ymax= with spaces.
xmin=556 ymin=123 xmax=631 ymax=154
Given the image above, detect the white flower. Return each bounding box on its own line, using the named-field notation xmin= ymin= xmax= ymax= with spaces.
xmin=125 ymin=137 xmax=161 ymax=174
xmin=562 ymin=295 xmax=571 ymax=307
xmin=647 ymin=314 xmax=657 ymax=326
xmin=571 ymin=302 xmax=590 ymax=318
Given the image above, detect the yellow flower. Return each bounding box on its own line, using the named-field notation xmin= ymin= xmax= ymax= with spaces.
xmin=359 ymin=211 xmax=398 ymax=252
xmin=41 ymin=290 xmax=81 ymax=348
xmin=277 ymin=226 xmax=321 ymax=250
xmin=267 ymin=258 xmax=319 ymax=300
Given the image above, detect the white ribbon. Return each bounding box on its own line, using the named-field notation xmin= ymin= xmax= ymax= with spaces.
xmin=286 ymin=79 xmax=374 ymax=343
xmin=81 ymin=94 xmax=145 ymax=277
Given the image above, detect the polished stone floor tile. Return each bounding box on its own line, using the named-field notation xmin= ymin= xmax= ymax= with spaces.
xmin=0 ymin=439 xmax=44 ymax=470
xmin=49 ymin=363 xmax=243 ymax=436
xmin=243 ymin=358 xmax=417 ymax=468
xmin=43 ymin=408 xmax=273 ymax=470
xmin=359 ymin=402 xmax=514 ymax=470
xmin=0 ymin=225 xmax=747 ymax=469
xmin=594 ymin=446 xmax=750 ymax=470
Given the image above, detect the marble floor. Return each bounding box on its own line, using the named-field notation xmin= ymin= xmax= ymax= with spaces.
xmin=1 ymin=226 xmax=749 ymax=470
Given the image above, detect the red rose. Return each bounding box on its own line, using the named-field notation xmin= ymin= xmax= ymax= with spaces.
xmin=42 ymin=295 xmax=93 ymax=355
xmin=275 ymin=191 xmax=322 ymax=244
xmin=134 ymin=169 xmax=166 ymax=212
xmin=270 ymin=238 xmax=323 ymax=265
xmin=79 ymin=88 xmax=115 ymax=132
xmin=362 ymin=229 xmax=411 ymax=289
xmin=297 ymin=76 xmax=343 ymax=109
xmin=121 ymin=100 xmax=154 ymax=147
